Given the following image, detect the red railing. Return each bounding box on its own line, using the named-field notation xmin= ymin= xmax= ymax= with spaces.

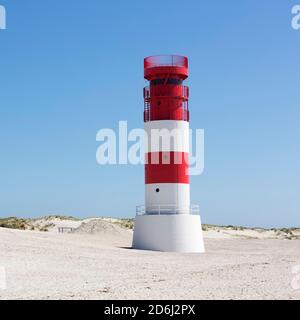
xmin=144 ymin=102 xmax=189 ymax=122
xmin=143 ymin=86 xmax=151 ymax=101
xmin=144 ymin=55 xmax=188 ymax=69
xmin=143 ymin=86 xmax=189 ymax=101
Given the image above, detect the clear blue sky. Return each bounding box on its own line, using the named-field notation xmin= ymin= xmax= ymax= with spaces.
xmin=0 ymin=0 xmax=299 ymax=227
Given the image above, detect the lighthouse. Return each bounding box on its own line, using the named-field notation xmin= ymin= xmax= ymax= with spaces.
xmin=132 ymin=55 xmax=205 ymax=253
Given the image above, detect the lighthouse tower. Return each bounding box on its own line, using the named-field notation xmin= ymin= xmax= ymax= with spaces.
xmin=132 ymin=55 xmax=205 ymax=253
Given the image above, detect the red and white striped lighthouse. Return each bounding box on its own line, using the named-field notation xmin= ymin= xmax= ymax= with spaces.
xmin=133 ymin=55 xmax=205 ymax=253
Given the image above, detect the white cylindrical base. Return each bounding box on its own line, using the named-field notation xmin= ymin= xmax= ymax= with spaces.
xmin=132 ymin=214 xmax=205 ymax=253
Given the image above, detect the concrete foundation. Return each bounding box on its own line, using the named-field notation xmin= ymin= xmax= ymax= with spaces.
xmin=132 ymin=214 xmax=205 ymax=253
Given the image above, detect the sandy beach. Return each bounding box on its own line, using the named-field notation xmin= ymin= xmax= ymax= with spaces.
xmin=0 ymin=217 xmax=300 ymax=300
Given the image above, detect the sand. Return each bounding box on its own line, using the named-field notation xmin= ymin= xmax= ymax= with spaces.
xmin=0 ymin=219 xmax=300 ymax=300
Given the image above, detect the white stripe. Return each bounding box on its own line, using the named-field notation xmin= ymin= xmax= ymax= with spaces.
xmin=145 ymin=183 xmax=190 ymax=213
xmin=145 ymin=120 xmax=189 ymax=153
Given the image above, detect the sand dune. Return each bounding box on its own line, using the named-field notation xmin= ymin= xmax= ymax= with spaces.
xmin=2 ymin=216 xmax=299 ymax=240
xmin=0 ymin=217 xmax=300 ymax=300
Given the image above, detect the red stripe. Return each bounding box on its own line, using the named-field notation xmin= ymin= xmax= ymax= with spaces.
xmin=144 ymin=105 xmax=189 ymax=122
xmin=145 ymin=152 xmax=189 ymax=184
